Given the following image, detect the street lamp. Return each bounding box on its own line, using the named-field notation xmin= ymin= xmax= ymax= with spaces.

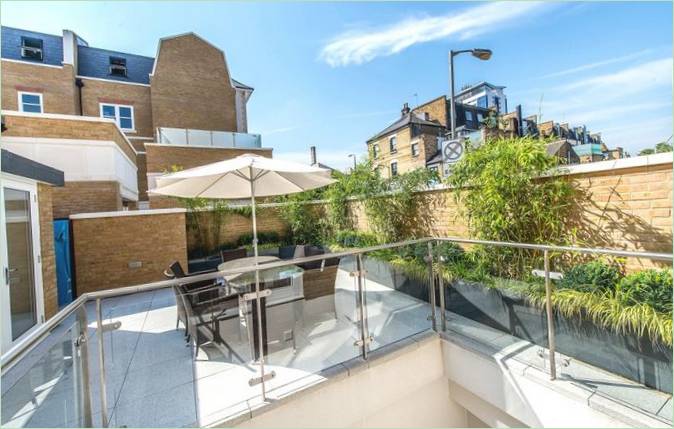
xmin=449 ymin=48 xmax=492 ymax=138
xmin=348 ymin=153 xmax=356 ymax=171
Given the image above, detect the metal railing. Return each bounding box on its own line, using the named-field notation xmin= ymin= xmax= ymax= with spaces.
xmin=1 ymin=237 xmax=671 ymax=427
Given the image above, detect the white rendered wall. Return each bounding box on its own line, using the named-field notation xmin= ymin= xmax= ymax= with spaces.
xmin=2 ymin=136 xmax=138 ymax=201
xmin=236 ymin=338 xmax=469 ymax=428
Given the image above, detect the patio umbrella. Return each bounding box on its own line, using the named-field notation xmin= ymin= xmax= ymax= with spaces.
xmin=150 ymin=153 xmax=335 ymax=395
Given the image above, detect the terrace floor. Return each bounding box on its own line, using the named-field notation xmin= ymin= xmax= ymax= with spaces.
xmin=2 ymin=260 xmax=671 ymax=427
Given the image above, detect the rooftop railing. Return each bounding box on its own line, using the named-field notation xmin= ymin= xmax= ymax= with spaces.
xmin=156 ymin=127 xmax=262 ymax=149
xmin=1 ymin=238 xmax=671 ymax=427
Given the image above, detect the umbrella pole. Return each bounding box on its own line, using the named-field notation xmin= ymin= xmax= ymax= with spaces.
xmin=249 ymin=167 xmax=267 ymax=400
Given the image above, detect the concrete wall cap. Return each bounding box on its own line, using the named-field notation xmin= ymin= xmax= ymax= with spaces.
xmin=69 ymin=207 xmax=185 ymax=219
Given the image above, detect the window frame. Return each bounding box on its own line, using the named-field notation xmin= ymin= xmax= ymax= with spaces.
xmin=411 ymin=142 xmax=419 ymax=157
xmin=109 ymin=56 xmax=128 ymax=78
xmin=390 ymin=160 xmax=398 ymax=177
xmin=372 ymin=143 xmax=380 ymax=159
xmin=17 ymin=91 xmax=43 ymax=113
xmin=465 ymin=110 xmax=474 ymax=122
xmin=389 ymin=135 xmax=398 ymax=154
xmin=20 ymin=36 xmax=44 ymax=62
xmin=99 ymin=103 xmax=135 ymax=132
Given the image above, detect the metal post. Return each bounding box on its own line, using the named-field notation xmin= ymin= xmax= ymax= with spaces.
xmin=437 ymin=252 xmax=447 ymax=332
xmin=248 ymin=166 xmax=272 ymax=400
xmin=75 ymin=306 xmax=93 ymax=428
xmin=355 ymin=253 xmax=370 ymax=359
xmin=427 ymin=242 xmax=437 ymax=331
xmin=544 ymin=250 xmax=557 ymax=380
xmin=96 ymin=299 xmax=109 ymax=427
xmin=449 ymin=51 xmax=456 ymax=139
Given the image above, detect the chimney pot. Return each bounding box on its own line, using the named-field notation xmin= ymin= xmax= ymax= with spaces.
xmin=401 ymin=103 xmax=411 ymax=116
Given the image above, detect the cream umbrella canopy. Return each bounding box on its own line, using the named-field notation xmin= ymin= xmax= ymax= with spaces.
xmin=150 ymin=153 xmax=335 ymax=397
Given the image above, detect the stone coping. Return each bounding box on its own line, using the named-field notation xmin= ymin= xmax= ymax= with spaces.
xmin=69 ymin=207 xmax=185 ymax=220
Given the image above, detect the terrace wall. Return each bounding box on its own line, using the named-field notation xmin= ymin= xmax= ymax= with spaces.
xmin=38 ymin=184 xmax=59 ymax=319
xmin=71 ymin=209 xmax=187 ymax=294
xmin=187 ymin=155 xmax=672 ymax=269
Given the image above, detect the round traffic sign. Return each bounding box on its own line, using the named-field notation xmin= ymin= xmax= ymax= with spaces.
xmin=443 ymin=140 xmax=463 ymax=163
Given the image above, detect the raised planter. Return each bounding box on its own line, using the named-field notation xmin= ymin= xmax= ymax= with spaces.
xmin=361 ymin=256 xmax=673 ymax=393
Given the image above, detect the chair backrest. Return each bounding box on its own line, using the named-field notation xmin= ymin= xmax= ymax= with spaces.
xmin=302 ymin=245 xmax=326 ymax=270
xmin=168 ymin=261 xmax=186 ymax=278
xmin=220 ymin=247 xmax=247 ymax=263
xmin=279 ymin=245 xmax=305 ymax=260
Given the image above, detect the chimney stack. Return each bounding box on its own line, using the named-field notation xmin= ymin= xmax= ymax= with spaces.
xmin=401 ymin=102 xmax=411 ymax=116
xmin=310 ymin=146 xmax=317 ymax=165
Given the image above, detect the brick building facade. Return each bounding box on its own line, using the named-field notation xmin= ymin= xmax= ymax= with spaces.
xmin=1 ymin=26 xmax=269 ymax=215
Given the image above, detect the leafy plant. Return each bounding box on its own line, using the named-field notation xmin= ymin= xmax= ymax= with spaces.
xmin=617 ymin=269 xmax=673 ymax=314
xmin=446 ymin=137 xmax=576 ymax=277
xmin=276 ymin=188 xmax=327 ymax=245
xmin=558 ymin=260 xmax=623 ymax=293
xmin=330 ymin=230 xmax=380 ymax=248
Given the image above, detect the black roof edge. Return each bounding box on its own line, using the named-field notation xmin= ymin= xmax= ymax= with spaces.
xmin=1 ymin=149 xmax=64 ymax=186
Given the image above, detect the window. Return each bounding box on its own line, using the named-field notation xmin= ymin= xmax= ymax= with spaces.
xmin=390 ymin=161 xmax=398 ymax=177
xmin=465 ymin=111 xmax=474 ymax=122
xmin=109 ymin=56 xmax=127 ymax=77
xmin=389 ymin=135 xmax=397 ymax=153
xmin=372 ymin=144 xmax=380 ymax=159
xmin=100 ymin=103 xmax=134 ymax=130
xmin=411 ymin=142 xmax=419 ymax=157
xmin=21 ymin=37 xmax=43 ymax=61
xmin=477 ymin=113 xmax=483 ymax=123
xmin=477 ymin=96 xmax=488 ymax=109
xmin=18 ymin=92 xmax=43 ymax=113
xmin=493 ymin=96 xmax=501 ymax=113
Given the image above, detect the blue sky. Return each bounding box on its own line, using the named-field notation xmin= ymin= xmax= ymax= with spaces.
xmin=2 ymin=1 xmax=672 ymax=169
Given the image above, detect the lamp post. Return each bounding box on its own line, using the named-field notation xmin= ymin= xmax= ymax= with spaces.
xmin=348 ymin=153 xmax=356 ymax=171
xmin=449 ymin=48 xmax=492 ymax=139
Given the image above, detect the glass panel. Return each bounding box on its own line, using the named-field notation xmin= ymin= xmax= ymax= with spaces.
xmin=118 ymin=118 xmax=132 ymax=130
xmin=547 ymin=251 xmax=672 ymax=418
xmin=101 ymin=105 xmax=115 ymax=119
xmin=118 ymin=106 xmax=132 ymax=119
xmin=1 ymin=307 xmax=93 ymax=427
xmin=362 ymin=243 xmax=434 ymax=352
xmin=439 ymin=241 xmax=548 ymax=369
xmin=4 ymin=188 xmax=37 ymax=341
xmin=21 ymin=104 xmax=41 ymax=113
xmin=20 ymin=94 xmax=40 ymax=105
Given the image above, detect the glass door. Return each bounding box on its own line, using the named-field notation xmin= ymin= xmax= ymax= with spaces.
xmin=2 ymin=183 xmax=42 ymax=346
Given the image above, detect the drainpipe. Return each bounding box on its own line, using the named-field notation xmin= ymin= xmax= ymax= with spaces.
xmin=75 ymin=78 xmax=84 ymax=115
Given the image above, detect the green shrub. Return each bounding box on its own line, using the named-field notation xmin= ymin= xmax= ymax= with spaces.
xmin=331 ymin=230 xmax=380 ymax=248
xmin=235 ymin=231 xmax=283 ymax=247
xmin=559 ymin=260 xmax=623 ymax=293
xmin=617 ymin=269 xmax=673 ymax=314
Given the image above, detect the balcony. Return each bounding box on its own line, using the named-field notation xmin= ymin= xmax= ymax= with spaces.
xmin=1 ymin=239 xmax=671 ymax=428
xmin=156 ymin=127 xmax=262 ymax=149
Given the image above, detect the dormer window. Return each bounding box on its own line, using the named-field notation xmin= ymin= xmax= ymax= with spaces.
xmin=109 ymin=57 xmax=127 ymax=77
xmin=21 ymin=37 xmax=43 ymax=61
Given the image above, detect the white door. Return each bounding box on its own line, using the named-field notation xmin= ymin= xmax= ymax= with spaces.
xmin=1 ymin=175 xmax=44 ymax=353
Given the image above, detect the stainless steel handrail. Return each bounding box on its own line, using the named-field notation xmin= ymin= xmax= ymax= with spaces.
xmin=436 ymin=237 xmax=673 ymax=261
xmin=2 ymin=236 xmax=671 ymax=373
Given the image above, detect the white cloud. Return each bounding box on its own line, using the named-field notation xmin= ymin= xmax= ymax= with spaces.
xmin=538 ymin=49 xmax=654 ymax=79
xmin=559 ymin=58 xmax=673 ymax=93
xmin=319 ymin=2 xmax=547 ymax=67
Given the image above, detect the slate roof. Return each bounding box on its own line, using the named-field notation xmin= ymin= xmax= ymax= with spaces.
xmin=1 ymin=26 xmax=64 ymax=67
xmin=1 ymin=26 xmax=253 ymax=89
xmin=367 ymin=113 xmax=442 ymax=142
xmin=77 ymin=45 xmax=155 ymax=84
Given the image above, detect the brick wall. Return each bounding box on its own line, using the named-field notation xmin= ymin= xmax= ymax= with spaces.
xmin=151 ymin=34 xmax=238 ymax=131
xmin=1 ymin=113 xmax=137 ymax=164
xmin=80 ymin=77 xmax=154 ymax=139
xmin=1 ymin=61 xmax=78 ymax=115
xmin=37 ymin=184 xmax=59 ymax=318
xmin=412 ymin=96 xmax=448 ymax=127
xmin=52 ymin=181 xmax=122 ymax=218
xmin=369 ymin=127 xmax=438 ymax=178
xmin=71 ymin=210 xmax=188 ymax=294
xmin=145 ymin=144 xmax=272 ymax=173
xmin=136 ymin=153 xmax=149 ymax=201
